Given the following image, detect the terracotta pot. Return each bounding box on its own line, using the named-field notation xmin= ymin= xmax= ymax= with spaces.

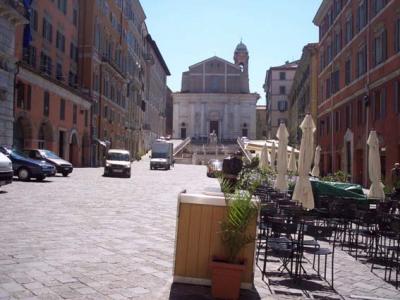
xmin=210 ymin=260 xmax=246 ymax=300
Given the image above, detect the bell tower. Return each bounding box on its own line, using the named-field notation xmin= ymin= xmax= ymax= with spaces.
xmin=234 ymin=40 xmax=249 ymax=92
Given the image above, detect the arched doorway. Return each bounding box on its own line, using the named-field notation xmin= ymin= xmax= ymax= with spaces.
xmin=69 ymin=131 xmax=80 ymax=166
xmin=13 ymin=116 xmax=32 ymax=150
xmin=37 ymin=122 xmax=54 ymax=150
xmin=81 ymin=132 xmax=90 ymax=167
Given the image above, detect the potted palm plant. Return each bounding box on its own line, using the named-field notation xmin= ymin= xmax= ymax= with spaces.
xmin=210 ymin=184 xmax=259 ymax=299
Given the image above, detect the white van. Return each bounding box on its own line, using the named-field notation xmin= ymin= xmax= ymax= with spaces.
xmin=104 ymin=149 xmax=131 ymax=178
xmin=0 ymin=152 xmax=13 ymax=187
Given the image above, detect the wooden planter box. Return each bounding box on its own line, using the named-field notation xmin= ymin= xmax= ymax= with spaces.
xmin=173 ymin=191 xmax=258 ymax=289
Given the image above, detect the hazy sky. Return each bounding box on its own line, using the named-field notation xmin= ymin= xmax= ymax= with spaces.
xmin=141 ymin=0 xmax=321 ymax=105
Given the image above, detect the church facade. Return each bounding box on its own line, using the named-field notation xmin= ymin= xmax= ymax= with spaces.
xmin=172 ymin=42 xmax=259 ymax=142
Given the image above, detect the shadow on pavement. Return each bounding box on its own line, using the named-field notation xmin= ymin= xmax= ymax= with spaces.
xmin=0 ymin=190 xmax=8 ymax=194
xmin=167 ymin=283 xmax=261 ymax=300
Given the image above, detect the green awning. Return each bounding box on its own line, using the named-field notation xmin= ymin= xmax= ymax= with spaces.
xmin=311 ymin=180 xmax=366 ymax=201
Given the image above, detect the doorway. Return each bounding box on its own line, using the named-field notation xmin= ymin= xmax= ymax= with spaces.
xmin=59 ymin=131 xmax=65 ymax=158
xmin=210 ymin=121 xmax=218 ymax=137
xmin=180 ymin=127 xmax=186 ymax=139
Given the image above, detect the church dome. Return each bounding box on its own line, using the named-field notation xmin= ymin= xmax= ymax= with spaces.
xmin=235 ymin=41 xmax=248 ymax=53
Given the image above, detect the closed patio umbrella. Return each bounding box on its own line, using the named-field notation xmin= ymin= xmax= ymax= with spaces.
xmin=367 ymin=131 xmax=385 ymax=199
xmin=270 ymin=141 xmax=277 ymax=170
xmin=275 ymin=123 xmax=289 ymax=192
xmin=292 ymin=114 xmax=316 ymax=210
xmin=288 ymin=147 xmax=297 ymax=173
xmin=259 ymin=143 xmax=269 ymax=169
xmin=311 ymin=145 xmax=321 ymax=177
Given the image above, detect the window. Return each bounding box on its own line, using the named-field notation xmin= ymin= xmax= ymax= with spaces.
xmin=373 ymin=29 xmax=387 ymax=66
xmin=42 ymin=18 xmax=52 ymax=43
xmin=68 ymin=71 xmax=77 ymax=87
xmin=30 ymin=9 xmax=38 ymax=31
xmin=279 ymin=72 xmax=286 ymax=80
xmin=345 ymin=59 xmax=351 ymax=85
xmin=277 ymin=118 xmax=287 ymax=125
xmin=325 ymin=77 xmax=331 ymax=99
xmin=356 ymin=0 xmax=368 ymax=32
xmin=70 ymin=43 xmax=78 ymax=62
xmin=104 ymin=105 xmax=108 ymax=118
xmin=17 ymin=81 xmax=24 ymax=108
xmin=372 ymin=89 xmax=386 ymax=120
xmin=394 ymin=80 xmax=400 ymax=114
xmin=56 ymin=63 xmax=63 ymax=80
xmin=73 ymin=104 xmax=77 ymax=124
xmin=395 ymin=19 xmax=400 ymax=53
xmin=279 ymin=86 xmax=286 ymax=95
xmin=23 ymin=46 xmax=36 ymax=67
xmin=60 ymin=98 xmax=65 ymax=120
xmin=331 ymin=70 xmax=340 ymax=94
xmin=277 ymin=100 xmax=288 ymax=112
xmin=43 ymin=91 xmax=50 ymax=117
xmin=345 ymin=14 xmax=353 ymax=44
xmin=40 ymin=52 xmax=52 ymax=76
xmin=57 ymin=0 xmax=67 ymax=14
xmin=335 ymin=110 xmax=340 ymax=132
xmin=326 ymin=115 xmax=331 ymax=134
xmin=356 ymin=45 xmax=367 ymax=77
xmin=333 ymin=30 xmax=342 ymax=56
xmin=372 ymin=0 xmax=387 ymax=16
xmin=73 ymin=8 xmax=78 ymax=26
xmin=56 ymin=31 xmax=65 ymax=52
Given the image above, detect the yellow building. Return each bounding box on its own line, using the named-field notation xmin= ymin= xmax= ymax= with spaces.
xmin=288 ymin=43 xmax=318 ymax=146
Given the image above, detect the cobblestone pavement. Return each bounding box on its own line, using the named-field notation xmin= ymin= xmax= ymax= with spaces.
xmin=1 ymin=158 xmax=400 ymax=300
xmin=0 ymin=158 xmax=221 ymax=300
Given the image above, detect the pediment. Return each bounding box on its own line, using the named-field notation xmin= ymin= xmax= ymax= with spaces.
xmin=189 ymin=56 xmax=240 ymax=71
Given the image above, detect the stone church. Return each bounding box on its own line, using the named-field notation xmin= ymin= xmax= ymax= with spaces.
xmin=172 ymin=42 xmax=260 ymax=142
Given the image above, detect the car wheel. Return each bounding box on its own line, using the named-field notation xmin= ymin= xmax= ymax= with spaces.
xmin=166 ymin=165 xmax=170 ymax=170
xmin=62 ymin=171 xmax=69 ymax=177
xmin=36 ymin=175 xmax=45 ymax=181
xmin=18 ymin=168 xmax=30 ymax=181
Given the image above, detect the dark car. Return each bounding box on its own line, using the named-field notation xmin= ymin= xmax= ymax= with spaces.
xmin=0 ymin=146 xmax=56 ymax=181
xmin=24 ymin=149 xmax=73 ymax=177
xmin=207 ymin=159 xmax=223 ymax=178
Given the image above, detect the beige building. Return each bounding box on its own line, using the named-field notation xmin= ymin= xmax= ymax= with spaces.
xmin=288 ymin=44 xmax=318 ymax=146
xmin=173 ymin=42 xmax=259 ymax=141
xmin=0 ymin=0 xmax=26 ymax=146
xmin=256 ymin=105 xmax=267 ymax=140
xmin=264 ymin=61 xmax=298 ymax=139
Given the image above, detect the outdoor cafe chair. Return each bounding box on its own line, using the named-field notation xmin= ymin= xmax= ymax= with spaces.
xmin=386 ymin=217 xmax=400 ymax=288
xmin=262 ymin=219 xmax=302 ymax=280
xmin=302 ymin=224 xmax=337 ymax=288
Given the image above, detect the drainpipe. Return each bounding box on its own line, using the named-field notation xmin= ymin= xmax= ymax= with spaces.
xmin=364 ymin=17 xmax=371 ymax=188
xmin=13 ymin=62 xmax=20 ymax=148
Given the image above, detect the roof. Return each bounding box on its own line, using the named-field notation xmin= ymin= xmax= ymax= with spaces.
xmin=146 ymin=34 xmax=171 ymax=76
xmin=313 ymin=0 xmax=330 ymax=25
xmin=188 ymin=56 xmax=241 ymax=71
xmin=270 ymin=60 xmax=299 ymax=70
xmin=235 ymin=41 xmax=248 ymax=53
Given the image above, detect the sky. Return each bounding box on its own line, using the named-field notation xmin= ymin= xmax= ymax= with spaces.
xmin=141 ymin=0 xmax=321 ymax=105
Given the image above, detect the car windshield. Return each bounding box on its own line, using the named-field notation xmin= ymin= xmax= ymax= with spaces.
xmin=11 ymin=149 xmax=30 ymax=159
xmin=152 ymin=152 xmax=168 ymax=159
xmin=40 ymin=150 xmax=61 ymax=159
xmin=107 ymin=152 xmax=130 ymax=161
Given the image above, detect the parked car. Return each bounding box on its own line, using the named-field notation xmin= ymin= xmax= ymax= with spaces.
xmin=0 ymin=146 xmax=56 ymax=181
xmin=104 ymin=149 xmax=131 ymax=178
xmin=24 ymin=149 xmax=73 ymax=177
xmin=0 ymin=147 xmax=56 ymax=181
xmin=207 ymin=159 xmax=223 ymax=178
xmin=0 ymin=152 xmax=13 ymax=187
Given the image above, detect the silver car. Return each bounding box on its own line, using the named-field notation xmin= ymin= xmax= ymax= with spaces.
xmin=207 ymin=159 xmax=223 ymax=178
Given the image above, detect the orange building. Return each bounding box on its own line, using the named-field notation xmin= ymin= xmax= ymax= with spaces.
xmin=79 ymin=0 xmax=148 ymax=165
xmin=14 ymin=0 xmax=91 ymax=166
xmin=314 ymin=0 xmax=400 ymax=186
